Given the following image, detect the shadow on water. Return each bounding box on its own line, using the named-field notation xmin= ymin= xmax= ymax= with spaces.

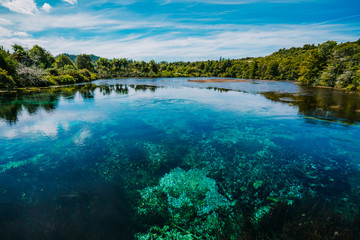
xmin=0 ymin=84 xmax=158 ymax=124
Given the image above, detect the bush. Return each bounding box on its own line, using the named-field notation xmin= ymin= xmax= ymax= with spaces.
xmin=78 ymin=68 xmax=91 ymax=78
xmin=59 ymin=74 xmax=76 ymax=84
xmin=63 ymin=64 xmax=77 ymax=71
xmin=16 ymin=64 xmax=49 ymax=86
xmin=52 ymin=74 xmax=76 ymax=85
xmin=90 ymin=72 xmax=97 ymax=80
xmin=55 ymin=54 xmax=75 ymax=69
xmin=64 ymin=69 xmax=89 ymax=83
xmin=0 ymin=47 xmax=18 ymax=75
xmin=46 ymin=68 xmax=59 ymax=76
xmin=79 ymin=68 xmax=97 ymax=81
xmin=43 ymin=75 xmax=58 ymax=85
xmin=0 ymin=68 xmax=16 ymax=88
xmin=345 ymin=84 xmax=355 ymax=91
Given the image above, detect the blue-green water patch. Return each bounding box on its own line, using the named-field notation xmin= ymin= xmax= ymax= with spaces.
xmin=0 ymin=79 xmax=359 ymax=239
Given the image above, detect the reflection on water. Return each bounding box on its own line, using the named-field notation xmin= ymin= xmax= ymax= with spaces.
xmin=205 ymin=85 xmax=360 ymax=124
xmin=0 ymin=84 xmax=157 ymax=124
xmin=2 ymin=82 xmax=360 ymax=125
xmin=0 ymin=78 xmax=360 ymax=239
xmin=262 ymin=88 xmax=360 ymax=124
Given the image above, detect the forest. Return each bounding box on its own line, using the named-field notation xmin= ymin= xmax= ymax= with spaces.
xmin=1 ymin=39 xmax=360 ymax=90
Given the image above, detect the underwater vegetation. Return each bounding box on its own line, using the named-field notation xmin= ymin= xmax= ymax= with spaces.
xmin=239 ymin=198 xmax=360 ymax=240
xmin=137 ymin=168 xmax=235 ymax=239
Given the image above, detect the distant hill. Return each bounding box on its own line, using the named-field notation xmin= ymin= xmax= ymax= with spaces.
xmin=57 ymin=53 xmax=100 ymax=63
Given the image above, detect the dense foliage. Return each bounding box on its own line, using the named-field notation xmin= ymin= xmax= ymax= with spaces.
xmin=1 ymin=39 xmax=360 ymax=90
xmin=61 ymin=53 xmax=100 ymax=64
xmin=0 ymin=45 xmax=97 ymax=88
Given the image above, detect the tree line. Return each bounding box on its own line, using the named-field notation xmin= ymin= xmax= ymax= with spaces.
xmin=1 ymin=39 xmax=360 ymax=90
xmin=0 ymin=45 xmax=97 ymax=88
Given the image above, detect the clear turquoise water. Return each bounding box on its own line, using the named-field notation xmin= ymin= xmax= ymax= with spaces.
xmin=0 ymin=78 xmax=359 ymax=239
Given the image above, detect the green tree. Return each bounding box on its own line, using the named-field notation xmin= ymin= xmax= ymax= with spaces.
xmin=0 ymin=68 xmax=16 ymax=88
xmin=318 ymin=40 xmax=337 ymax=57
xmin=12 ymin=44 xmax=33 ymax=66
xmin=29 ymin=45 xmax=55 ymax=69
xmin=265 ymin=60 xmax=280 ymax=79
xmin=0 ymin=47 xmax=17 ymax=75
xmin=55 ymin=54 xmax=75 ymax=69
xmin=249 ymin=60 xmax=259 ymax=79
xmin=75 ymin=54 xmax=94 ymax=71
xmin=111 ymin=58 xmax=120 ymax=72
xmin=96 ymin=57 xmax=111 ymax=70
xmin=298 ymin=49 xmax=326 ymax=85
xmin=95 ymin=57 xmax=111 ymax=77
xmin=149 ymin=60 xmax=158 ymax=74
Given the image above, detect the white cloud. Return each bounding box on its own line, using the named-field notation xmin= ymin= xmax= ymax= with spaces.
xmin=0 ymin=6 xmax=358 ymax=62
xmin=2 ymin=12 xmax=117 ymax=32
xmin=41 ymin=3 xmax=52 ymax=12
xmin=2 ymin=24 xmax=354 ymax=62
xmin=63 ymin=0 xmax=77 ymax=5
xmin=0 ymin=36 xmax=46 ymax=49
xmin=0 ymin=18 xmax=12 ymax=25
xmin=13 ymin=31 xmax=30 ymax=37
xmin=0 ymin=0 xmax=38 ymax=15
xmin=86 ymin=25 xmax=356 ymax=61
xmin=0 ymin=26 xmax=12 ymax=37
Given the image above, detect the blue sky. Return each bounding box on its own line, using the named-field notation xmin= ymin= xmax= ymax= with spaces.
xmin=0 ymin=0 xmax=359 ymax=61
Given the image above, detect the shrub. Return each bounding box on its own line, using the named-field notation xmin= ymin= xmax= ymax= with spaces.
xmin=16 ymin=64 xmax=49 ymax=86
xmin=56 ymin=74 xmax=76 ymax=84
xmin=0 ymin=68 xmax=16 ymax=88
xmin=78 ymin=68 xmax=91 ymax=78
xmin=46 ymin=68 xmax=59 ymax=76
xmin=65 ymin=69 xmax=89 ymax=83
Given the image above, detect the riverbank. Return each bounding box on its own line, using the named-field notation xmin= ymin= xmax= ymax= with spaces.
xmin=1 ymin=77 xmax=359 ymax=95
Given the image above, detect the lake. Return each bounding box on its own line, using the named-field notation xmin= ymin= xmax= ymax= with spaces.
xmin=0 ymin=78 xmax=360 ymax=239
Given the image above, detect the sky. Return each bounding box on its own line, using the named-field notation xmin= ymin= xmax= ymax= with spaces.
xmin=0 ymin=0 xmax=359 ymax=61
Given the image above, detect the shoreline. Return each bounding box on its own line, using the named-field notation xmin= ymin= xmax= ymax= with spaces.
xmin=0 ymin=78 xmax=358 ymax=94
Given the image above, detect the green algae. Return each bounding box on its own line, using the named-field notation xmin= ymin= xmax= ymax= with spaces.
xmin=0 ymin=153 xmax=45 ymax=173
xmin=137 ymin=225 xmax=194 ymax=240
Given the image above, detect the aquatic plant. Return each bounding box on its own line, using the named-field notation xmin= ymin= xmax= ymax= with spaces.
xmin=137 ymin=168 xmax=235 ymax=239
xmin=97 ymin=140 xmax=129 ymax=181
xmin=239 ymin=198 xmax=360 ymax=240
xmin=137 ymin=226 xmax=193 ymax=240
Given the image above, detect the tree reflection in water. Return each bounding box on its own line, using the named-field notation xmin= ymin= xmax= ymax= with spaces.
xmin=0 ymin=84 xmax=159 ymax=124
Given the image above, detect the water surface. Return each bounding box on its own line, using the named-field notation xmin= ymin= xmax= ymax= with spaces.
xmin=0 ymin=78 xmax=359 ymax=239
